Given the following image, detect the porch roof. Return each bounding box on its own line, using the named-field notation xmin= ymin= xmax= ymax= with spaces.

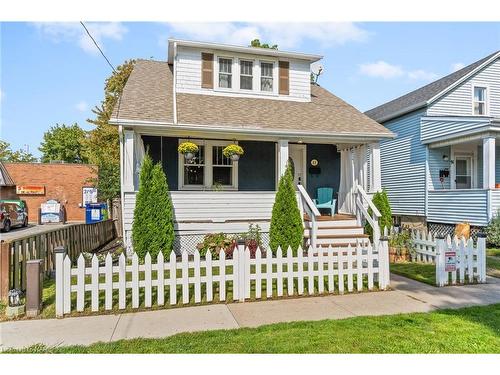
xmin=111 ymin=59 xmax=393 ymax=139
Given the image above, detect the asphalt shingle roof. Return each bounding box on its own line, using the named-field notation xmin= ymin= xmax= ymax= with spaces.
xmin=365 ymin=51 xmax=500 ymax=122
xmin=113 ymin=59 xmax=392 ymax=137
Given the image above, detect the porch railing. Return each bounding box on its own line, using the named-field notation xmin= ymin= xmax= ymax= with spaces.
xmin=297 ymin=184 xmax=321 ymax=248
xmin=355 ymin=185 xmax=381 ymax=244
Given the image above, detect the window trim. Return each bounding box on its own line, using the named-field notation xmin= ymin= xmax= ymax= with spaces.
xmin=472 ymin=85 xmax=489 ymax=116
xmin=178 ymin=139 xmax=238 ymax=190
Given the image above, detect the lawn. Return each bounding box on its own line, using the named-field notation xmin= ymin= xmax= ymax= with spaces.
xmin=390 ymin=262 xmax=436 ymax=285
xmin=5 ymin=304 xmax=500 ymax=354
xmin=486 ymin=248 xmax=500 ymax=277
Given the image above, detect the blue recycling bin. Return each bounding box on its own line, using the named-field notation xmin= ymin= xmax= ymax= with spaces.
xmin=85 ymin=203 xmax=107 ymax=224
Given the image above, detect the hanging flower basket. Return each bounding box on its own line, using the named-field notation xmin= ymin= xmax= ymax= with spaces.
xmin=223 ymin=144 xmax=244 ymax=161
xmin=178 ymin=142 xmax=199 ymax=160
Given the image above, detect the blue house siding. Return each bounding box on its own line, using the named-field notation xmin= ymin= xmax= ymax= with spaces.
xmin=380 ymin=109 xmax=427 ymax=216
xmin=428 ymin=146 xmax=451 ymax=190
xmin=306 ymin=144 xmax=340 ymax=199
xmin=477 ymin=145 xmax=500 ymax=188
xmin=420 ymin=117 xmax=492 ymax=144
xmin=427 ymin=190 xmax=489 ymax=226
xmin=238 ymin=141 xmax=276 ymax=191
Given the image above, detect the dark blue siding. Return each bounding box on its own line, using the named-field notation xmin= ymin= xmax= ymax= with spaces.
xmin=142 ymin=135 xmax=179 ymax=191
xmin=238 ymin=141 xmax=276 ymax=191
xmin=306 ymin=144 xmax=340 ymax=200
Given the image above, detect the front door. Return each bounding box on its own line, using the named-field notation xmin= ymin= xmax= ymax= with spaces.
xmin=455 ymin=155 xmax=472 ymax=189
xmin=289 ymin=144 xmax=306 ymax=188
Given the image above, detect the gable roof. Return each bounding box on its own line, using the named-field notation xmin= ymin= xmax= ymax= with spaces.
xmin=112 ymin=59 xmax=393 ymax=139
xmin=0 ymin=161 xmax=15 ymax=186
xmin=365 ymin=50 xmax=500 ymax=123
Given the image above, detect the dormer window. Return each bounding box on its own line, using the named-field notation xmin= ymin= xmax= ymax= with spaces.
xmin=260 ymin=62 xmax=274 ymax=92
xmin=218 ymin=58 xmax=232 ymax=88
xmin=240 ymin=60 xmax=253 ymax=90
xmin=473 ymin=86 xmax=487 ymax=115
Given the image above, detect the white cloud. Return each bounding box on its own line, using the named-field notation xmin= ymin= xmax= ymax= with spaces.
xmin=166 ymin=22 xmax=369 ymax=49
xmin=33 ymin=22 xmax=127 ymax=55
xmin=75 ymin=100 xmax=88 ymax=112
xmin=451 ymin=62 xmax=466 ymax=72
xmin=359 ymin=60 xmax=437 ymax=81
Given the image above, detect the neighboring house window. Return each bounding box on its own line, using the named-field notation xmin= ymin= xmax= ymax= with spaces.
xmin=473 ymin=86 xmax=487 ymax=115
xmin=212 ymin=146 xmax=233 ymax=186
xmin=184 ymin=145 xmax=205 ymax=186
xmin=261 ymin=62 xmax=274 ymax=92
xmin=218 ymin=58 xmax=232 ymax=88
xmin=240 ymin=60 xmax=253 ymax=90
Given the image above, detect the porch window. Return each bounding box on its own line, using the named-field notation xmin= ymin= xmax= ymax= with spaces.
xmin=240 ymin=60 xmax=253 ymax=90
xmin=183 ymin=145 xmax=205 ymax=186
xmin=455 ymin=156 xmax=472 ymax=189
xmin=218 ymin=58 xmax=232 ymax=88
xmin=212 ymin=146 xmax=233 ymax=186
xmin=260 ymin=62 xmax=274 ymax=92
xmin=473 ymin=86 xmax=487 ymax=115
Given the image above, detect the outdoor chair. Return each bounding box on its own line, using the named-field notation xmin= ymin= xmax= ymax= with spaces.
xmin=313 ymin=187 xmax=336 ymax=216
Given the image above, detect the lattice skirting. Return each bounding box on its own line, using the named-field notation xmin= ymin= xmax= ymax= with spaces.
xmin=173 ymin=232 xmax=271 ymax=255
xmin=427 ymin=222 xmax=483 ymax=240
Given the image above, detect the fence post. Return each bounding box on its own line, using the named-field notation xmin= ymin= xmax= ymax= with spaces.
xmin=435 ymin=236 xmax=445 ymax=287
xmin=55 ymin=246 xmax=66 ymax=317
xmin=477 ymin=233 xmax=487 ymax=283
xmin=237 ymin=240 xmax=246 ymax=302
xmin=379 ymin=236 xmax=390 ymax=290
xmin=0 ymin=241 xmax=10 ymax=302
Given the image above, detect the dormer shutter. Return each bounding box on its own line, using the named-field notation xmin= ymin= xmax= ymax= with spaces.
xmin=201 ymin=53 xmax=214 ymax=89
xmin=279 ymin=61 xmax=289 ymax=95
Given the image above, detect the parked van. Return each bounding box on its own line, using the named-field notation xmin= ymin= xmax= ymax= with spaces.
xmin=0 ymin=200 xmax=28 ymax=232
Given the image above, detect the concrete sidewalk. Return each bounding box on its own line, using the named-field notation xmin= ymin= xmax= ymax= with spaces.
xmin=1 ymin=274 xmax=499 ymax=350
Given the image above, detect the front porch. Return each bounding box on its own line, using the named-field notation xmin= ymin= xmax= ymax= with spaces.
xmin=424 ymin=116 xmax=500 ymax=226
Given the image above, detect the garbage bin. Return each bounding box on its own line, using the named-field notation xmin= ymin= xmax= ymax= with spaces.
xmin=85 ymin=203 xmax=107 ymax=224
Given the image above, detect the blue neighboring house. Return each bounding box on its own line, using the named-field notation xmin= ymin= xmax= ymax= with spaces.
xmin=366 ymin=50 xmax=500 ymax=234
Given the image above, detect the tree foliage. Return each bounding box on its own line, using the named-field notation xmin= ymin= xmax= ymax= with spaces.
xmin=250 ymin=39 xmax=278 ymax=50
xmin=38 ymin=123 xmax=88 ymax=163
xmin=486 ymin=212 xmax=500 ymax=247
xmin=132 ymin=154 xmax=175 ymax=260
xmin=0 ymin=140 xmax=37 ymax=162
xmin=365 ymin=190 xmax=393 ymax=238
xmin=269 ymin=164 xmax=303 ymax=255
xmin=86 ymin=60 xmax=135 ymax=202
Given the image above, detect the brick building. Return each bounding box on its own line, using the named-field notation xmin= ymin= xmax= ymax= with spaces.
xmin=2 ymin=162 xmax=97 ymax=222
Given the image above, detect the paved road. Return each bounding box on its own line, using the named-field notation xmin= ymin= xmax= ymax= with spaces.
xmin=0 ymin=222 xmax=82 ymax=242
xmin=1 ymin=274 xmax=499 ymax=350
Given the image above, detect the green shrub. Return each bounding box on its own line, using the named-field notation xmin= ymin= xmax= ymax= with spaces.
xmin=269 ymin=164 xmax=303 ymax=255
xmin=365 ymin=189 xmax=392 ymax=239
xmin=132 ymin=154 xmax=175 ymax=260
xmin=486 ymin=211 xmax=500 ymax=247
xmin=196 ymin=233 xmax=236 ymax=259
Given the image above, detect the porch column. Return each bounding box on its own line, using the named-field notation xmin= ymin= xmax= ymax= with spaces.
xmin=483 ymin=136 xmax=496 ymax=189
xmin=122 ymin=129 xmax=135 ymax=192
xmin=277 ymin=140 xmax=289 ymax=178
xmin=370 ymin=142 xmax=382 ymax=192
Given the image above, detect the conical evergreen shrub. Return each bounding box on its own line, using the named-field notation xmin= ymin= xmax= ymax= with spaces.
xmin=365 ymin=189 xmax=392 ymax=238
xmin=269 ymin=164 xmax=304 ymax=255
xmin=132 ymin=154 xmax=175 ymax=260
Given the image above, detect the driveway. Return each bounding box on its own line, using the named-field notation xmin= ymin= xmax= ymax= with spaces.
xmin=0 ymin=222 xmax=80 ymax=242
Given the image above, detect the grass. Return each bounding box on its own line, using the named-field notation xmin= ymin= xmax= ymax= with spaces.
xmin=487 ymin=248 xmax=500 ymax=257
xmin=5 ymin=304 xmax=500 ymax=353
xmin=390 ymin=262 xmax=436 ymax=285
xmin=486 ymin=248 xmax=500 ymax=277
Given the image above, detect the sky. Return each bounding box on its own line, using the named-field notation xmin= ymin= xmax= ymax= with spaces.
xmin=1 ymin=22 xmax=499 ymax=158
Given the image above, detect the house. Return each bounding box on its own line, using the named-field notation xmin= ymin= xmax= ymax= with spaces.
xmin=366 ymin=50 xmax=500 ymax=235
xmin=110 ymin=39 xmax=394 ymax=253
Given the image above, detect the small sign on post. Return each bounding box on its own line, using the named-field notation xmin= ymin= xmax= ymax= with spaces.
xmin=445 ymin=251 xmax=457 ymax=272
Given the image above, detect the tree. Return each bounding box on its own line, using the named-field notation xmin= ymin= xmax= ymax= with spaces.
xmin=132 ymin=153 xmax=174 ymax=260
xmin=86 ymin=60 xmax=135 ymax=203
xmin=269 ymin=164 xmax=304 ymax=255
xmin=39 ymin=123 xmax=88 ymax=163
xmin=0 ymin=140 xmax=37 ymax=162
xmin=250 ymin=39 xmax=278 ymax=50
xmin=365 ymin=190 xmax=393 ymax=238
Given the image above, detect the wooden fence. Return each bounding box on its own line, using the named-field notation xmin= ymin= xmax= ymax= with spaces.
xmin=0 ymin=220 xmax=116 ymax=301
xmin=55 ymin=240 xmax=390 ymax=317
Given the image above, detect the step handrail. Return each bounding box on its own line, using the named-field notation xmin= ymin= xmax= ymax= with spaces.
xmin=297 ymin=184 xmax=320 ymax=248
xmin=355 ymin=185 xmax=381 ymax=244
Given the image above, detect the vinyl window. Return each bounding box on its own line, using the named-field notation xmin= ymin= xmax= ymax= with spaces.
xmin=218 ymin=58 xmax=232 ymax=88
xmin=473 ymin=86 xmax=487 ymax=115
xmin=260 ymin=62 xmax=274 ymax=92
xmin=240 ymin=60 xmax=253 ymax=90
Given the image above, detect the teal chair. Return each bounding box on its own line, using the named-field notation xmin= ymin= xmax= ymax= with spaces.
xmin=313 ymin=187 xmax=336 ymax=216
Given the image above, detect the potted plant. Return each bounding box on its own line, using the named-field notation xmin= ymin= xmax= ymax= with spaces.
xmin=223 ymin=144 xmax=244 ymax=161
xmin=178 ymin=141 xmax=199 ymax=160
xmin=388 ymin=230 xmax=413 ymax=263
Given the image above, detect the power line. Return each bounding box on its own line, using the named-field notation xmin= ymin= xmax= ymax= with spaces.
xmin=79 ymin=21 xmax=117 ymax=73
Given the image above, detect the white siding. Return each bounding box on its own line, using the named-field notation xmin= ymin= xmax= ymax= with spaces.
xmin=428 ymin=57 xmax=500 ymax=117
xmin=175 ymin=46 xmax=311 ymax=102
xmin=380 ymin=110 xmax=427 ymax=216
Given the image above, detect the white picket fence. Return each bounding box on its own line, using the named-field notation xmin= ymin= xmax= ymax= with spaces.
xmin=411 ymin=230 xmax=438 ymax=263
xmin=55 ymin=241 xmax=390 ymax=317
xmin=435 ymin=235 xmax=486 ymax=287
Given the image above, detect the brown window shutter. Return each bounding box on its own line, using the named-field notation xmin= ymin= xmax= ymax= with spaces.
xmin=279 ymin=61 xmax=289 ymax=95
xmin=201 ymin=53 xmax=214 ymax=89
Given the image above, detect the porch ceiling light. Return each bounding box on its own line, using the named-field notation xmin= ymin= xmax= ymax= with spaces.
xmin=442 ymin=155 xmax=449 ymax=161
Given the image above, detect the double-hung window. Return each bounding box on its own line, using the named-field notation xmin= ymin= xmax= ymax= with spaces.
xmin=240 ymin=60 xmax=253 ymax=90
xmin=260 ymin=62 xmax=274 ymax=92
xmin=218 ymin=58 xmax=232 ymax=88
xmin=473 ymin=86 xmax=487 ymax=115
xmin=183 ymin=144 xmax=205 ymax=186
xmin=212 ymin=145 xmax=233 ymax=186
